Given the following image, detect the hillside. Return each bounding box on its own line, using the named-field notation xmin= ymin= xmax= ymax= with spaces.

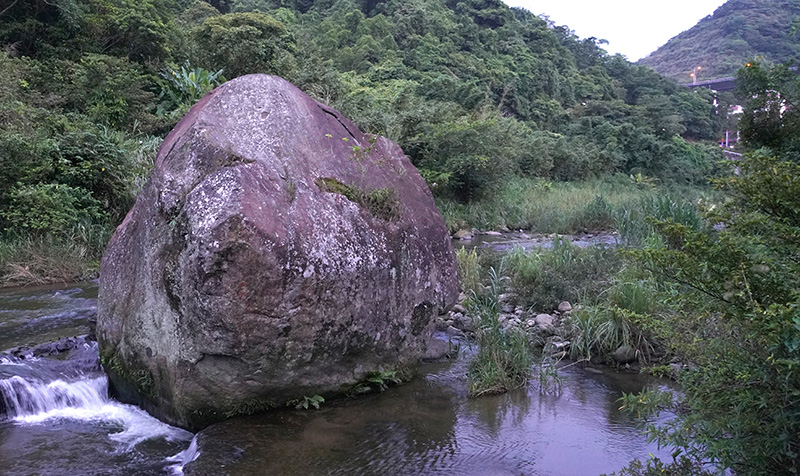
xmin=639 ymin=0 xmax=800 ymax=83
xmin=0 ymin=0 xmax=724 ymax=283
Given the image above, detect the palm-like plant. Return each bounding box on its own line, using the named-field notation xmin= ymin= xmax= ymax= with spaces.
xmin=155 ymin=61 xmax=225 ymax=116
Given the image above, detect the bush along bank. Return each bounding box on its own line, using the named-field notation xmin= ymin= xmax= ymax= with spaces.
xmin=455 ymin=153 xmax=800 ymax=474
xmin=448 ymin=188 xmax=713 ymax=395
xmin=440 ymin=176 xmax=713 ymax=238
xmin=444 ymin=241 xmax=667 ymax=386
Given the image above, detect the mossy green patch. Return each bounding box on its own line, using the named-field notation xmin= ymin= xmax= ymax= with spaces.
xmin=222 ymin=398 xmax=278 ymax=418
xmin=315 ymin=177 xmax=400 ymax=221
xmin=100 ymin=347 xmax=157 ymax=401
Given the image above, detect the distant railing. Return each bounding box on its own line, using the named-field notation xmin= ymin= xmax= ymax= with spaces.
xmin=685 ymin=76 xmax=737 ymax=92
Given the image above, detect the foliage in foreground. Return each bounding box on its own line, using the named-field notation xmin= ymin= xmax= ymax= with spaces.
xmin=617 ymin=153 xmax=800 ymax=475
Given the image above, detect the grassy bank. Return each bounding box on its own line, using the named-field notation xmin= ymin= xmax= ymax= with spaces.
xmin=0 ymin=224 xmax=112 ymax=287
xmin=458 ymin=188 xmax=710 ymax=392
xmin=0 ymin=176 xmax=710 ymax=288
xmin=437 ymin=175 xmax=712 ymax=235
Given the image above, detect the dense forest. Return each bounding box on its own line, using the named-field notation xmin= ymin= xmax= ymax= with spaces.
xmin=640 ymin=0 xmax=800 ymax=82
xmin=0 ymin=0 xmax=724 ymax=271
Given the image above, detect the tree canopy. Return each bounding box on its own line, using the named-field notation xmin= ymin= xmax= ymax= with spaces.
xmin=0 ymin=0 xmax=723 ymax=232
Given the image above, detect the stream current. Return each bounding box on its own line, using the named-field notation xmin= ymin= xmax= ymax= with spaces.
xmin=0 ymin=280 xmax=670 ymax=476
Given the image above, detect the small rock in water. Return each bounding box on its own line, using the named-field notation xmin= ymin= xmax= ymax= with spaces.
xmin=613 ymin=345 xmax=637 ymax=364
xmin=558 ymin=301 xmax=572 ymax=313
xmin=454 ymin=229 xmax=473 ymax=240
xmin=424 ymin=336 xmax=455 ymax=360
xmin=446 ymin=326 xmax=465 ymax=337
xmin=551 ymin=340 xmax=570 ymax=350
xmin=483 ymin=231 xmax=502 ymax=236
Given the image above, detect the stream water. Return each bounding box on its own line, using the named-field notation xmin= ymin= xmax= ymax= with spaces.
xmin=0 ymin=282 xmax=671 ymax=476
xmin=453 ymin=232 xmax=619 ymax=252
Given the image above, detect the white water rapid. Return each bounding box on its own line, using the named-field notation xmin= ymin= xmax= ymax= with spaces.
xmin=0 ymin=353 xmax=193 ymax=457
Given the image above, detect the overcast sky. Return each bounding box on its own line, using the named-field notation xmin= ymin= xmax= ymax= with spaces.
xmin=502 ymin=1 xmax=728 ymax=61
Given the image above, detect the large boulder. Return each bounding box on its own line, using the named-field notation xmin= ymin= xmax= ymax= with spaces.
xmin=97 ymin=75 xmax=459 ymax=430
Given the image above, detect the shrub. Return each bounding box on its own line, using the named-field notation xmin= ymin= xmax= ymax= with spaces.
xmin=504 ymin=238 xmax=622 ymax=311
xmin=191 ymin=12 xmax=296 ymax=79
xmin=421 ymin=117 xmax=532 ymax=200
xmin=621 ymin=154 xmax=800 ymax=475
xmin=155 ymin=61 xmax=226 ymax=117
xmin=0 ymin=183 xmax=107 ymax=235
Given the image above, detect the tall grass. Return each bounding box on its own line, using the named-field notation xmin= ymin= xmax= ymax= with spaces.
xmin=563 ymin=276 xmax=659 ymax=364
xmin=0 ymin=223 xmax=112 ymax=287
xmin=467 ymin=267 xmax=532 ymax=396
xmin=437 ymin=175 xmax=710 ymax=236
xmin=503 ymin=238 xmax=623 ymax=311
xmin=615 ymin=194 xmax=705 ymax=247
xmin=455 ymin=247 xmax=483 ymax=297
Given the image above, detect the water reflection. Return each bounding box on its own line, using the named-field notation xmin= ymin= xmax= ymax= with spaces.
xmin=187 ymin=360 xmax=669 ymax=476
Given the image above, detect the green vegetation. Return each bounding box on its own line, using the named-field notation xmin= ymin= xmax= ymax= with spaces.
xmin=0 ymin=0 xmax=725 ymax=285
xmin=223 ymin=398 xmax=278 ymax=418
xmin=503 ymin=238 xmax=622 ymax=311
xmin=455 ymin=247 xmax=482 ymax=297
xmin=639 ymin=0 xmax=800 ymax=82
xmin=438 ymin=176 xmax=713 ymax=234
xmin=607 ymin=62 xmax=800 ymax=475
xmin=349 ymin=369 xmax=409 ymax=395
xmin=292 ymin=394 xmax=325 ymax=410
xmin=737 ymin=59 xmax=800 ymax=160
xmin=99 ymin=349 xmax=157 ymax=401
xmin=607 ymin=152 xmax=800 ymax=475
xmin=0 ymin=224 xmax=111 ymax=287
xmin=155 ymin=61 xmax=226 ymax=118
xmin=315 ymin=177 xmax=401 ymax=220
xmin=466 ymin=266 xmax=531 ymax=397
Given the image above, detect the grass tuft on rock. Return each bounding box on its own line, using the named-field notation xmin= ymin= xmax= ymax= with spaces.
xmin=315 ymin=177 xmax=401 ymax=221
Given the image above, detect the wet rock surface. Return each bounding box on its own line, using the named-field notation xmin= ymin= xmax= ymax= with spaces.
xmin=98 ymin=75 xmax=458 ymax=430
xmin=3 ymin=335 xmax=95 ymax=361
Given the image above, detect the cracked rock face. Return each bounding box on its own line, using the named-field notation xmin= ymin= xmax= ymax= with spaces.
xmin=97 ymin=75 xmax=459 ymax=430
